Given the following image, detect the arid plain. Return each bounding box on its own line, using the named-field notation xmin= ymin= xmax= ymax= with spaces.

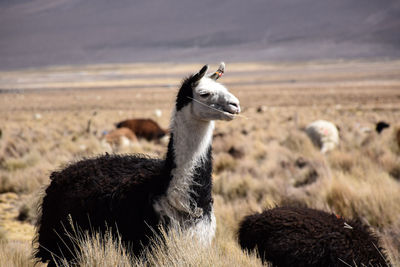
xmin=0 ymin=60 xmax=399 ymax=266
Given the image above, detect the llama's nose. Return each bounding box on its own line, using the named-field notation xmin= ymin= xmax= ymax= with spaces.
xmin=228 ymin=100 xmax=241 ymax=114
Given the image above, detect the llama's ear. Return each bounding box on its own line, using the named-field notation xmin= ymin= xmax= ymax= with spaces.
xmin=209 ymin=62 xmax=225 ymax=80
xmin=193 ymin=65 xmax=209 ymax=82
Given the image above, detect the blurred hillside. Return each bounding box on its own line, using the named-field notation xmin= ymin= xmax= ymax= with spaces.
xmin=0 ymin=0 xmax=399 ymax=70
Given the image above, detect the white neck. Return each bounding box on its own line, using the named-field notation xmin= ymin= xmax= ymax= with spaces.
xmin=171 ymin=107 xmax=214 ymax=168
xmin=167 ymin=106 xmax=214 ymax=213
xmin=153 ymin=105 xmax=214 ymax=222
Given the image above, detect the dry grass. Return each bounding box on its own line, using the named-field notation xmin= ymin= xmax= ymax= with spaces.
xmin=0 ymin=240 xmax=44 ymax=267
xmin=58 ymin=224 xmax=263 ymax=267
xmin=0 ymin=60 xmax=400 ymax=266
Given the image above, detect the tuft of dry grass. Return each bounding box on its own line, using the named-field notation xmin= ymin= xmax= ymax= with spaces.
xmin=325 ymin=170 xmax=400 ymax=228
xmin=58 ymin=224 xmax=133 ymax=267
xmin=139 ymin=228 xmax=264 ymax=267
xmin=0 ymin=240 xmax=43 ymax=267
xmin=381 ymin=222 xmax=400 ymax=266
xmin=61 ymin=226 xmax=264 ymax=267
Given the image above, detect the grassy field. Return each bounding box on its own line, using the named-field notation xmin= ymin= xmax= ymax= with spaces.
xmin=0 ymin=60 xmax=399 ymax=266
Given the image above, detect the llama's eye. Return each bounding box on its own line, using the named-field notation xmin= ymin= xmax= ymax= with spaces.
xmin=200 ymin=92 xmax=210 ymax=98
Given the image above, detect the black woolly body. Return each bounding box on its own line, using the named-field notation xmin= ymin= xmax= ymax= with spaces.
xmin=36 ymin=137 xmax=214 ymax=265
xmin=35 ymin=133 xmax=214 ymax=265
xmin=35 ymin=154 xmax=168 ymax=263
xmin=238 ymin=207 xmax=389 ymax=267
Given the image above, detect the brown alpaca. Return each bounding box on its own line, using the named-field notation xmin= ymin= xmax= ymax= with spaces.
xmin=116 ymin=118 xmax=167 ymax=141
xmin=103 ymin=128 xmax=138 ymax=147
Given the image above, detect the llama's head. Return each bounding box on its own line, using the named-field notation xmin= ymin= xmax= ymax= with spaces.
xmin=176 ymin=62 xmax=240 ymax=121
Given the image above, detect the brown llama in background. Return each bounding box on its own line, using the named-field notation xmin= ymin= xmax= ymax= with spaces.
xmin=116 ymin=118 xmax=168 ymax=141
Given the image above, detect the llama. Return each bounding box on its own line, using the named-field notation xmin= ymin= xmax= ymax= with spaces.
xmin=101 ymin=127 xmax=138 ymax=150
xmin=305 ymin=120 xmax=339 ymax=153
xmin=115 ymin=118 xmax=168 ymax=141
xmin=376 ymin=121 xmax=390 ymax=134
xmin=34 ymin=62 xmax=240 ymax=266
xmin=238 ymin=207 xmax=389 ymax=267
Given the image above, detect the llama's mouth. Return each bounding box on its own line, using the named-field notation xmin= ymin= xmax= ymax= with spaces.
xmin=205 ymin=102 xmax=240 ymax=120
xmin=222 ymin=105 xmax=240 ymax=116
xmin=221 ymin=108 xmax=238 ymax=120
xmin=223 ymin=109 xmax=236 ymax=115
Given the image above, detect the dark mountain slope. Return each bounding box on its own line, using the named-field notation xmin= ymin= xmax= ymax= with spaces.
xmin=0 ymin=0 xmax=399 ymax=70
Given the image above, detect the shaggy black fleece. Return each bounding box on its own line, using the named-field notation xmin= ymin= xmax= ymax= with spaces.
xmin=35 ymin=154 xmax=168 ymax=264
xmin=36 ymin=144 xmax=214 ymax=265
xmin=35 ymin=143 xmax=214 ymax=265
xmin=238 ymin=207 xmax=389 ymax=267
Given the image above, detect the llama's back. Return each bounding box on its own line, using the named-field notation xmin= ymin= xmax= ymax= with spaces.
xmin=238 ymin=207 xmax=388 ymax=267
xmin=35 ymin=154 xmax=168 ymax=264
